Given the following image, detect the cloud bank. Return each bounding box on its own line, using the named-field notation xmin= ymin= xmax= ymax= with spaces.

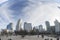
xmin=0 ymin=0 xmax=60 ymax=30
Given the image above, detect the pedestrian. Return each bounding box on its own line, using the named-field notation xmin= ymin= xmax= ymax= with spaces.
xmin=41 ymin=34 xmax=44 ymax=38
xmin=57 ymin=37 xmax=59 ymax=40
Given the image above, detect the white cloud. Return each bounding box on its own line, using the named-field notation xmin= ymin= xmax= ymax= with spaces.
xmin=0 ymin=0 xmax=7 ymax=4
xmin=23 ymin=1 xmax=60 ymax=29
xmin=1 ymin=0 xmax=60 ymax=30
xmin=0 ymin=1 xmax=15 ymax=30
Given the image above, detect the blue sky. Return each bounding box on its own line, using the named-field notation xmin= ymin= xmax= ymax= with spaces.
xmin=0 ymin=0 xmax=60 ymax=30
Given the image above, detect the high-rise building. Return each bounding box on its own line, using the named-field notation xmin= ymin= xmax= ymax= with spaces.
xmin=33 ymin=26 xmax=38 ymax=32
xmin=16 ymin=19 xmax=22 ymax=31
xmin=33 ymin=27 xmax=36 ymax=32
xmin=39 ymin=25 xmax=44 ymax=32
xmin=24 ymin=22 xmax=32 ymax=32
xmin=54 ymin=20 xmax=60 ymax=33
xmin=45 ymin=21 xmax=51 ymax=32
xmin=7 ymin=23 xmax=13 ymax=30
xmin=50 ymin=26 xmax=55 ymax=33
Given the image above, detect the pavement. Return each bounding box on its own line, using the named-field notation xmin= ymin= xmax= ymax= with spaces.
xmin=0 ymin=35 xmax=58 ymax=40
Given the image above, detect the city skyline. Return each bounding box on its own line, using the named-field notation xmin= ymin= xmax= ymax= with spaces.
xmin=2 ymin=19 xmax=60 ymax=31
xmin=1 ymin=0 xmax=60 ymax=30
xmin=1 ymin=19 xmax=60 ymax=34
xmin=3 ymin=19 xmax=60 ymax=33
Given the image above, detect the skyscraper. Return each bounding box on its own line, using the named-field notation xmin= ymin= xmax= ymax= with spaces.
xmin=50 ymin=26 xmax=55 ymax=33
xmin=7 ymin=23 xmax=13 ymax=30
xmin=54 ymin=20 xmax=60 ymax=33
xmin=39 ymin=25 xmax=44 ymax=32
xmin=16 ymin=19 xmax=22 ymax=31
xmin=24 ymin=22 xmax=32 ymax=32
xmin=45 ymin=21 xmax=51 ymax=32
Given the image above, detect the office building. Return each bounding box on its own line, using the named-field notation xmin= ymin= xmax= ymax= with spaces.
xmin=54 ymin=20 xmax=60 ymax=33
xmin=39 ymin=25 xmax=44 ymax=32
xmin=7 ymin=23 xmax=13 ymax=30
xmin=16 ymin=19 xmax=22 ymax=31
xmin=24 ymin=22 xmax=32 ymax=32
xmin=50 ymin=26 xmax=55 ymax=33
xmin=45 ymin=21 xmax=51 ymax=32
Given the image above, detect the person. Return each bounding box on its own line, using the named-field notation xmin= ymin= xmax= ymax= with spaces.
xmin=38 ymin=35 xmax=39 ymax=38
xmin=41 ymin=34 xmax=44 ymax=38
xmin=8 ymin=38 xmax=12 ymax=40
xmin=0 ymin=38 xmax=1 ymax=40
xmin=57 ymin=37 xmax=59 ymax=40
xmin=21 ymin=35 xmax=25 ymax=38
xmin=45 ymin=39 xmax=49 ymax=40
xmin=50 ymin=39 xmax=52 ymax=40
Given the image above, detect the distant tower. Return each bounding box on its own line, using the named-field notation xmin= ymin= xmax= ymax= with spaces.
xmin=39 ymin=25 xmax=44 ymax=32
xmin=45 ymin=21 xmax=51 ymax=32
xmin=16 ymin=19 xmax=22 ymax=31
xmin=7 ymin=23 xmax=13 ymax=30
xmin=24 ymin=22 xmax=32 ymax=32
xmin=54 ymin=20 xmax=60 ymax=33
